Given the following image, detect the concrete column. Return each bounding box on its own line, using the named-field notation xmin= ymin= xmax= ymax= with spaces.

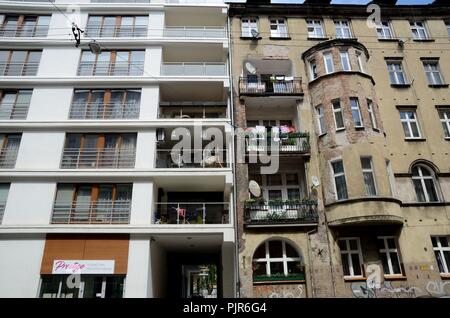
xmin=129 ymin=181 xmax=154 ymax=225
xmin=124 ymin=235 xmax=152 ymax=298
xmin=27 ymin=88 xmax=73 ymax=121
xmin=140 ymin=86 xmax=159 ymax=120
xmin=135 ymin=131 xmax=156 ymax=169
xmin=221 ymin=241 xmax=236 ymax=298
xmin=15 ymin=132 xmax=65 ymax=169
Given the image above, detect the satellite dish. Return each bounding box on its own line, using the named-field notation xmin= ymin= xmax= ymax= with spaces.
xmin=245 ymin=62 xmax=257 ymax=75
xmin=251 ymin=29 xmax=260 ymax=38
xmin=88 ymin=41 xmax=102 ymax=54
xmin=311 ymin=176 xmax=320 ymax=187
xmin=249 ymin=180 xmax=262 ymax=198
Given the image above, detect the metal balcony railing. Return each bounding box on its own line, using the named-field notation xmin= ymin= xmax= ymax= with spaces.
xmin=161 ymin=63 xmax=227 ymax=76
xmin=0 ymin=102 xmax=30 ymax=119
xmin=61 ymin=148 xmax=136 ymax=169
xmin=239 ymin=77 xmax=303 ymax=96
xmin=155 ymin=202 xmax=230 ymax=224
xmin=245 ymin=133 xmax=310 ymax=154
xmin=51 ymin=200 xmax=131 ymax=224
xmin=158 ymin=102 xmax=227 ymax=119
xmin=245 ymin=201 xmax=318 ymax=226
xmin=0 ymin=149 xmax=18 ymax=168
xmin=0 ymin=62 xmax=39 ymax=76
xmin=85 ymin=25 xmax=148 ymax=38
xmin=0 ymin=25 xmax=49 ymax=37
xmin=164 ymin=27 xmax=226 ymax=38
xmin=0 ymin=201 xmax=5 ymax=224
xmin=77 ymin=61 xmax=144 ymax=76
xmin=69 ymin=102 xmax=140 ymax=120
xmin=156 ymin=148 xmax=227 ymax=168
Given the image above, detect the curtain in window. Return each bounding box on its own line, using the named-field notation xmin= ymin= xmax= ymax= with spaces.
xmin=118 ymin=134 xmax=136 ymax=167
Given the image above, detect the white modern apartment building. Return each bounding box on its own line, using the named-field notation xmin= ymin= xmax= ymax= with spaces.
xmin=0 ymin=0 xmax=235 ymax=298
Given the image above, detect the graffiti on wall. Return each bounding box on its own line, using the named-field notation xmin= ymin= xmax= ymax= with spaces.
xmin=351 ymin=280 xmax=450 ymax=298
xmin=253 ymin=284 xmax=305 ymax=298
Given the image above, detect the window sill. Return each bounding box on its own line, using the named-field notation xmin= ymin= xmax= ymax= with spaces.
xmin=428 ymin=84 xmax=449 ymax=88
xmin=404 ymin=138 xmax=426 ymax=142
xmin=253 ymin=279 xmax=306 ymax=285
xmin=355 ymin=126 xmax=365 ymax=130
xmin=440 ymin=273 xmax=450 ymax=280
xmin=378 ymin=38 xmax=401 ymax=42
xmin=391 ymin=83 xmax=411 ymax=88
xmin=307 ymin=36 xmax=329 ymax=41
xmin=319 ymin=132 xmax=327 ymax=138
xmin=372 ymin=128 xmax=380 ymax=132
xmin=335 ymin=128 xmax=345 ymax=132
xmin=445 ymin=137 xmax=450 ymax=141
xmin=344 ymin=276 xmax=366 ymax=282
xmin=269 ymin=36 xmax=291 ymax=40
xmin=384 ymin=275 xmax=407 ymax=281
xmin=240 ymin=36 xmax=262 ymax=40
xmin=413 ymin=38 xmax=435 ymax=42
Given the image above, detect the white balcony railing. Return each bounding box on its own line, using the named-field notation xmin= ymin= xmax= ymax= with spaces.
xmin=0 ymin=149 xmax=18 ymax=168
xmin=0 ymin=102 xmax=30 ymax=119
xmin=0 ymin=25 xmax=49 ymax=38
xmin=61 ymin=148 xmax=136 ymax=169
xmin=77 ymin=61 xmax=144 ymax=76
xmin=155 ymin=202 xmax=229 ymax=224
xmin=156 ymin=148 xmax=227 ymax=168
xmin=85 ymin=25 xmax=148 ymax=38
xmin=161 ymin=62 xmax=227 ymax=76
xmin=69 ymin=102 xmax=140 ymax=120
xmin=0 ymin=62 xmax=39 ymax=76
xmin=51 ymin=200 xmax=131 ymax=224
xmin=164 ymin=27 xmax=226 ymax=38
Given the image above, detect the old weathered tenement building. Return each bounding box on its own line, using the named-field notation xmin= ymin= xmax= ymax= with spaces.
xmin=229 ymin=0 xmax=450 ymax=298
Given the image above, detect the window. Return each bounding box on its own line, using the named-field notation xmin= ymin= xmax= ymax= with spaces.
xmin=323 ymin=53 xmax=334 ymax=74
xmin=0 ymin=14 xmax=50 ymax=37
xmin=0 ymin=134 xmax=21 ymax=168
xmin=410 ymin=21 xmax=428 ymax=40
xmin=309 ymin=59 xmax=318 ymax=80
xmin=361 ymin=157 xmax=377 ymax=196
xmin=356 ymin=52 xmax=366 ymax=73
xmin=252 ymin=240 xmax=304 ymax=281
xmin=70 ymin=89 xmax=141 ymax=119
xmin=340 ymin=51 xmax=351 ymax=71
xmin=316 ymin=105 xmax=326 ymax=135
xmin=306 ymin=19 xmax=324 ymax=38
xmin=0 ymin=89 xmax=32 ymax=119
xmin=399 ymin=109 xmax=421 ymax=138
xmin=86 ymin=15 xmax=148 ymax=37
xmin=423 ymin=61 xmax=444 ymax=85
xmin=249 ymin=171 xmax=304 ymax=203
xmin=332 ymin=100 xmax=345 ymax=130
xmin=376 ymin=21 xmax=393 ymax=39
xmin=331 ymin=160 xmax=348 ymax=200
xmin=350 ymin=98 xmax=363 ymax=128
xmin=269 ymin=18 xmax=288 ymax=38
xmin=366 ymin=99 xmax=378 ymax=130
xmin=339 ymin=238 xmax=363 ymax=277
xmin=0 ymin=50 xmax=41 ymax=76
xmin=78 ymin=50 xmax=144 ymax=76
xmin=0 ymin=183 xmax=9 ymax=224
xmin=387 ymin=61 xmax=407 ymax=85
xmin=412 ymin=164 xmax=439 ymax=202
xmin=377 ymin=237 xmax=402 ymax=276
xmin=334 ymin=20 xmax=352 ymax=39
xmin=431 ymin=236 xmax=450 ymax=274
xmin=446 ymin=21 xmax=450 ymax=38
xmin=386 ymin=160 xmax=398 ymax=197
xmin=241 ymin=18 xmax=258 ymax=38
xmin=61 ymin=133 xmax=137 ymax=169
xmin=53 ymin=183 xmax=132 ymax=224
xmin=439 ymin=108 xmax=450 ymax=138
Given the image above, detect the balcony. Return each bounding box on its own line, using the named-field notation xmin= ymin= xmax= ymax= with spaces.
xmin=0 ymin=62 xmax=39 ymax=76
xmin=158 ymin=102 xmax=227 ymax=119
xmin=155 ymin=202 xmax=229 ymax=224
xmin=161 ymin=63 xmax=227 ymax=76
xmin=77 ymin=61 xmax=144 ymax=76
xmin=156 ymin=148 xmax=228 ymax=168
xmin=61 ymin=148 xmax=136 ymax=169
xmin=0 ymin=149 xmax=18 ymax=168
xmin=245 ymin=132 xmax=310 ymax=154
xmin=69 ymin=102 xmax=140 ymax=120
xmin=51 ymin=200 xmax=131 ymax=224
xmin=164 ymin=27 xmax=226 ymax=39
xmin=244 ymin=201 xmax=318 ymax=227
xmin=0 ymin=25 xmax=49 ymax=38
xmin=239 ymin=77 xmax=303 ymax=96
xmin=85 ymin=25 xmax=148 ymax=38
xmin=0 ymin=102 xmax=29 ymax=119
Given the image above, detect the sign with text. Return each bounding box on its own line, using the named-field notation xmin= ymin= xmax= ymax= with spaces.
xmin=52 ymin=260 xmax=115 ymax=274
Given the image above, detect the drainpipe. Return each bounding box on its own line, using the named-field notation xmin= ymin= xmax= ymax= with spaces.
xmin=306 ymin=228 xmax=317 ymax=298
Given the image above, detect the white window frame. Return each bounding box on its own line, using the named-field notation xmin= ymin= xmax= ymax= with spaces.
xmin=323 ymin=52 xmax=334 ymax=74
xmin=438 ymin=108 xmax=450 ymax=138
xmin=332 ymin=100 xmax=345 ymax=130
xmin=253 ymin=240 xmax=303 ymax=277
xmin=241 ymin=17 xmax=258 ymax=38
xmin=309 ymin=59 xmax=318 ymax=80
xmin=361 ymin=156 xmax=377 ymax=196
xmin=306 ymin=19 xmax=324 ymax=38
xmin=387 ymin=61 xmax=407 ymax=85
xmin=339 ymin=237 xmax=364 ymax=278
xmin=386 ymin=159 xmax=398 ymax=198
xmin=334 ymin=19 xmax=352 ymax=39
xmin=316 ymin=105 xmax=326 ymax=135
xmin=410 ymin=21 xmax=429 ymax=40
xmin=340 ymin=51 xmax=351 ymax=71
xmin=269 ymin=18 xmax=288 ymax=38
xmin=378 ymin=236 xmax=403 ymax=276
xmin=331 ymin=159 xmax=348 ymax=201
xmin=367 ymin=99 xmax=378 ymax=129
xmin=356 ymin=52 xmax=366 ymax=73
xmin=399 ymin=109 xmax=421 ymax=139
xmin=376 ymin=21 xmax=394 ymax=39
xmin=412 ymin=164 xmax=439 ymax=203
xmin=350 ymin=98 xmax=363 ymax=128
xmin=256 ymin=171 xmax=304 ymax=203
xmin=432 ymin=236 xmax=450 ymax=274
xmin=423 ymin=61 xmax=444 ymax=85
